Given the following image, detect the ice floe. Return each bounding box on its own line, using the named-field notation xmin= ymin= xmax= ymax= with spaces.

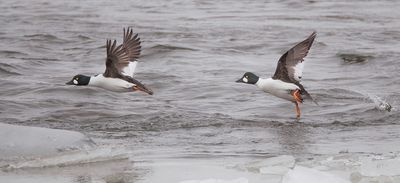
xmin=0 ymin=122 xmax=94 ymax=164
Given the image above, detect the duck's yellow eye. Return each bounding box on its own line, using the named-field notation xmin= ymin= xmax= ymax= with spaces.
xmin=245 ymin=75 xmax=248 ymax=78
xmin=75 ymin=77 xmax=79 ymax=80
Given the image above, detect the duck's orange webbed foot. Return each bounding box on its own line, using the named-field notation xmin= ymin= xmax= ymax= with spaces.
xmin=291 ymin=89 xmax=303 ymax=103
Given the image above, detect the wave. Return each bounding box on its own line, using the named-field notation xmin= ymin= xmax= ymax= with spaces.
xmin=24 ymin=33 xmax=58 ymax=40
xmin=23 ymin=33 xmax=70 ymax=44
xmin=140 ymin=44 xmax=198 ymax=59
xmin=149 ymin=44 xmax=197 ymax=51
xmin=337 ymin=53 xmax=374 ymax=64
xmin=223 ymin=43 xmax=267 ymax=53
xmin=315 ymin=88 xmax=365 ymax=100
xmin=76 ymin=35 xmax=91 ymax=40
xmin=20 ymin=57 xmax=60 ymax=62
xmin=0 ymin=63 xmax=21 ymax=75
xmin=0 ymin=50 xmax=28 ymax=58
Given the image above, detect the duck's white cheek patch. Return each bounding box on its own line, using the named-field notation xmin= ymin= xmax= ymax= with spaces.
xmin=73 ymin=80 xmax=78 ymax=85
xmin=243 ymin=77 xmax=248 ymax=83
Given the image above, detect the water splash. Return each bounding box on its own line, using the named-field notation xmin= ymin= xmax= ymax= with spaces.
xmin=366 ymin=95 xmax=393 ymax=112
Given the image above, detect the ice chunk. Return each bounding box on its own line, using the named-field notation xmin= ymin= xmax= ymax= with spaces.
xmin=0 ymin=123 xmax=94 ymax=160
xmin=282 ymin=166 xmax=350 ymax=183
xmin=259 ymin=155 xmax=295 ymax=175
xmin=180 ymin=177 xmax=248 ymax=183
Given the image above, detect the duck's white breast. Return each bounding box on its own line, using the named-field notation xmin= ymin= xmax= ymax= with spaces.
xmin=89 ymin=74 xmax=134 ymax=92
xmin=256 ymin=78 xmax=299 ymax=101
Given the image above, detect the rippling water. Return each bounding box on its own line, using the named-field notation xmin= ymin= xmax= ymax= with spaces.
xmin=1 ymin=0 xmax=400 ymax=182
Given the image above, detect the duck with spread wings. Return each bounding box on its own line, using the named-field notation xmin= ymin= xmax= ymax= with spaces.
xmin=66 ymin=27 xmax=153 ymax=95
xmin=236 ymin=32 xmax=317 ymax=119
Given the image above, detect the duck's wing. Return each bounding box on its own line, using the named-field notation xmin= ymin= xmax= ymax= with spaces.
xmin=272 ymin=31 xmax=316 ymax=83
xmin=121 ymin=27 xmax=141 ymax=77
xmin=104 ymin=28 xmax=141 ymax=78
xmin=272 ymin=31 xmax=318 ymax=105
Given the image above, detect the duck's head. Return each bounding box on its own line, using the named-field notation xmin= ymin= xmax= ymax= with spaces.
xmin=66 ymin=74 xmax=90 ymax=86
xmin=236 ymin=72 xmax=259 ymax=84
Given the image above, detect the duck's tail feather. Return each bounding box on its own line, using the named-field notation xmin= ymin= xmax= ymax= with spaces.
xmin=303 ymin=91 xmax=319 ymax=106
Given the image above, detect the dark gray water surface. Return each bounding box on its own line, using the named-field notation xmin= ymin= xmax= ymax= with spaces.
xmin=1 ymin=0 xmax=400 ymax=166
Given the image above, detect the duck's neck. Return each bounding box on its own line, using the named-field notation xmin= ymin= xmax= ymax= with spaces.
xmin=255 ymin=77 xmax=269 ymax=86
xmin=87 ymin=74 xmax=101 ymax=86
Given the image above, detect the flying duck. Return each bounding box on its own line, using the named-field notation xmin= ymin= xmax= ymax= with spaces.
xmin=236 ymin=32 xmax=317 ymax=119
xmin=66 ymin=27 xmax=153 ymax=95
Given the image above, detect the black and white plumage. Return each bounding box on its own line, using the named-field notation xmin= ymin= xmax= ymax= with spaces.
xmin=66 ymin=27 xmax=153 ymax=95
xmin=236 ymin=32 xmax=317 ymax=118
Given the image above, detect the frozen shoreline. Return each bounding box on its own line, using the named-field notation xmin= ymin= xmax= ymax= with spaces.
xmin=1 ymin=126 xmax=400 ymax=183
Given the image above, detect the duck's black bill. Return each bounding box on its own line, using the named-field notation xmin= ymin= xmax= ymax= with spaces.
xmin=66 ymin=80 xmax=74 ymax=85
xmin=236 ymin=78 xmax=244 ymax=83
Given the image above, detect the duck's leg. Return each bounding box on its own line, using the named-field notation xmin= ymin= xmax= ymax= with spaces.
xmin=291 ymin=89 xmax=302 ymax=119
xmin=294 ymin=102 xmax=301 ymax=119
